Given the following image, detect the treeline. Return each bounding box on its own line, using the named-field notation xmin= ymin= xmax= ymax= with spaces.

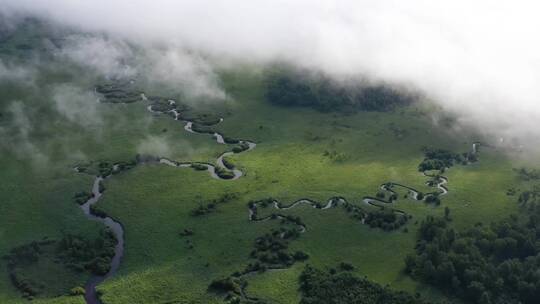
xmin=405 ymin=209 xmax=540 ymax=304
xmin=299 ymin=265 xmax=431 ymax=304
xmin=265 ymin=67 xmax=413 ymax=112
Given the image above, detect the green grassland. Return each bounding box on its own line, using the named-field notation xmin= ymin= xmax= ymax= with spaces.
xmin=0 ymin=30 xmax=529 ymax=304
xmin=92 ymin=71 xmax=520 ymax=303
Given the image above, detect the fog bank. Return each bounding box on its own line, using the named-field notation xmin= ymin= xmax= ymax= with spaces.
xmin=3 ymin=1 xmax=540 ymax=150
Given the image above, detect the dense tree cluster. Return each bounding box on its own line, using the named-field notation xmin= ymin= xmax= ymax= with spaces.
xmin=405 ymin=210 xmax=540 ymax=304
xmin=364 ymin=207 xmax=408 ymax=231
xmin=339 ymin=199 xmax=408 ymax=231
xmin=418 ymin=147 xmax=477 ymax=172
xmin=265 ymin=67 xmax=413 ymax=112
xmin=299 ymin=265 xmax=429 ymax=304
xmin=57 ymin=230 xmax=117 ymax=275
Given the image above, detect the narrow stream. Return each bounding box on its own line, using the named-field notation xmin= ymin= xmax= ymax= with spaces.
xmin=79 ymin=177 xmax=124 ymax=304
xmin=79 ymin=94 xmax=257 ymax=303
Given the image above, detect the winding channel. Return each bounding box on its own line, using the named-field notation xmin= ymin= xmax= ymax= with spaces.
xmin=79 ymin=89 xmax=480 ymax=303
xmin=78 ymin=94 xmax=256 ymax=304
xmin=237 ymin=143 xmax=480 ymax=302
xmin=248 ymin=142 xmax=481 ymax=233
xmin=78 ymin=176 xmax=124 ymax=304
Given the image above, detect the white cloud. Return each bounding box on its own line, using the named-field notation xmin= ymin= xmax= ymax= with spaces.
xmin=3 ymin=1 xmax=540 ymax=148
xmin=52 ymin=84 xmax=103 ymax=128
xmin=1 ymin=101 xmax=48 ymax=166
xmin=143 ymin=48 xmax=226 ymax=100
xmin=0 ymin=59 xmax=35 ymax=83
xmin=137 ymin=135 xmax=171 ymax=157
xmin=58 ymin=35 xmax=136 ymax=79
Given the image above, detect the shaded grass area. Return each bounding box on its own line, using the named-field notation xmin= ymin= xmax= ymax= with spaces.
xmin=6 ymin=240 xmax=83 ymax=299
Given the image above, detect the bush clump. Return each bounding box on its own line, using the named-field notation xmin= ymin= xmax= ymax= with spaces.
xmin=191 ymin=163 xmax=208 ymax=171
xmin=232 ymin=142 xmax=250 ymax=153
xmin=215 ymin=166 xmax=235 ymax=179
xmin=73 ymin=191 xmax=93 ymax=205
xmin=364 ymin=208 xmax=408 ymax=231
xmin=69 ymin=286 xmax=85 ymax=296
xmin=221 ymin=156 xmax=236 ymax=170
xmin=190 ymin=193 xmax=239 ymax=216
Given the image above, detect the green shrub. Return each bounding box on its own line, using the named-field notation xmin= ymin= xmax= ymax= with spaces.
xmin=215 ymin=167 xmax=235 ymax=179
xmin=73 ymin=191 xmax=92 ymax=205
xmin=191 ymin=163 xmax=208 ymax=171
xmin=232 ymin=142 xmax=250 ymax=153
xmin=222 ymin=156 xmax=236 ymax=170
xmin=69 ymin=286 xmax=85 ymax=296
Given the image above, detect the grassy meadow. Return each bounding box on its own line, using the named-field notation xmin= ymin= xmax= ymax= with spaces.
xmin=0 ymin=43 xmax=527 ymax=304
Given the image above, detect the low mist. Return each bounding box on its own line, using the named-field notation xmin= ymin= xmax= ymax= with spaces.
xmin=2 ymin=1 xmax=540 ymax=152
